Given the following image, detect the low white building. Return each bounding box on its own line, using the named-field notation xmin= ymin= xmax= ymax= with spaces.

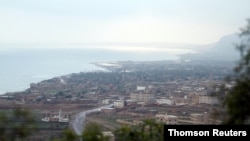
xmin=156 ymin=98 xmax=173 ymax=105
xmin=155 ymin=114 xmax=178 ymax=125
xmin=199 ymin=96 xmax=219 ymax=105
xmin=130 ymin=93 xmax=155 ymax=103
xmin=102 ymin=99 xmax=111 ymax=104
xmin=114 ymin=100 xmax=125 ymax=108
xmin=137 ymin=86 xmax=146 ymax=91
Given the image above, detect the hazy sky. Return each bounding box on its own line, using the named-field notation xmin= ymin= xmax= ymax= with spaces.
xmin=0 ymin=0 xmax=249 ymax=45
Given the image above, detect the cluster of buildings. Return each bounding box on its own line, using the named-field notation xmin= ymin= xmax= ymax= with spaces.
xmin=101 ymin=85 xmax=219 ymax=107
xmin=41 ymin=109 xmax=70 ymax=123
xmin=94 ymin=84 xmax=221 ymax=126
xmin=0 ymin=60 xmax=233 ymax=140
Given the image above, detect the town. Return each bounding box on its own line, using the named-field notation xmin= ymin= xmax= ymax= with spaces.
xmin=0 ymin=59 xmax=235 ymax=140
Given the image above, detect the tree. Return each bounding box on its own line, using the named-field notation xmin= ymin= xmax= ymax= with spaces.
xmin=0 ymin=108 xmax=37 ymax=141
xmin=53 ymin=128 xmax=79 ymax=141
xmin=82 ymin=122 xmax=109 ymax=141
xmin=140 ymin=119 xmax=164 ymax=141
xmin=114 ymin=119 xmax=164 ymax=141
xmin=56 ymin=122 xmax=111 ymax=141
xmin=224 ymin=19 xmax=250 ymax=124
xmin=114 ymin=125 xmax=141 ymax=141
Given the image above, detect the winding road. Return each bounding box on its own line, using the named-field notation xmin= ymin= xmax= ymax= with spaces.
xmin=71 ymin=104 xmax=113 ymax=135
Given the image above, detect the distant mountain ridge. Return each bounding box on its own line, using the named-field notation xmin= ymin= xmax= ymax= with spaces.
xmin=181 ymin=33 xmax=242 ymax=62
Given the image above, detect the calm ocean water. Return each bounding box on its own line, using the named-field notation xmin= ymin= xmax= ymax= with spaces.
xmin=0 ymin=46 xmax=194 ymax=95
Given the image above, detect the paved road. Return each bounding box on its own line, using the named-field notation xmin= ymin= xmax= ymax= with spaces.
xmin=72 ymin=104 xmax=113 ymax=135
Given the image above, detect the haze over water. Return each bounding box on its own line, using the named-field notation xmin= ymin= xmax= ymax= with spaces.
xmin=1 ymin=0 xmax=249 ymax=94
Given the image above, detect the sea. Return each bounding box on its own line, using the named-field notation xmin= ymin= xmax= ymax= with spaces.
xmin=0 ymin=45 xmax=195 ymax=95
